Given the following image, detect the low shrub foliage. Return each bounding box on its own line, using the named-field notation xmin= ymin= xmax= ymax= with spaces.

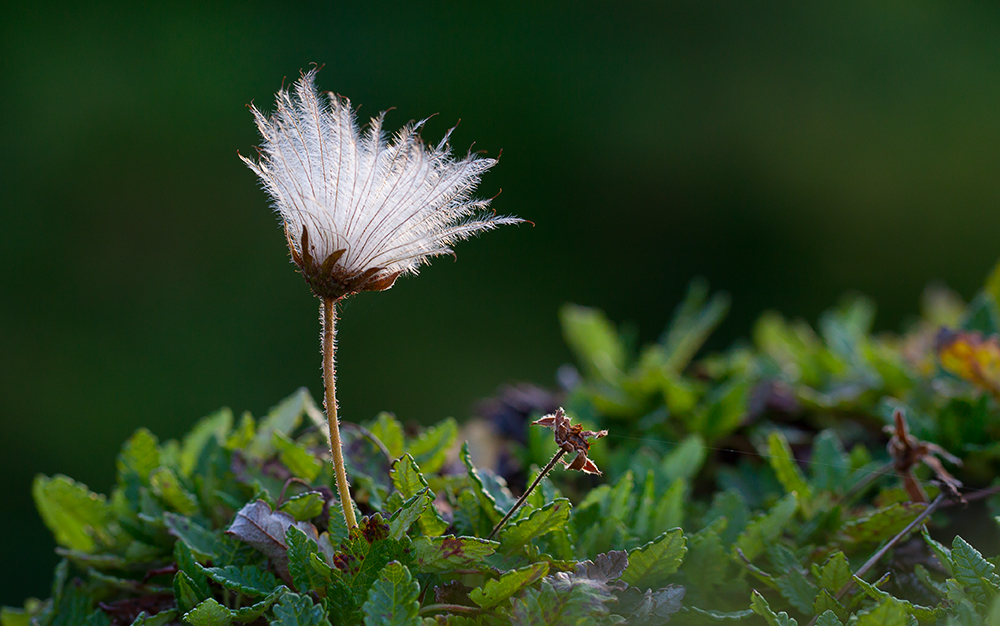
xmin=10 ymin=263 xmax=1000 ymax=625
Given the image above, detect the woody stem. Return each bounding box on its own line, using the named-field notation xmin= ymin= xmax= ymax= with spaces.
xmin=322 ymin=298 xmax=358 ymax=529
xmin=487 ymin=449 xmax=566 ymax=541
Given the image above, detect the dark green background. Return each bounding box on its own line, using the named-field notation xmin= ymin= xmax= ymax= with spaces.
xmin=3 ymin=0 xmax=1000 ymax=604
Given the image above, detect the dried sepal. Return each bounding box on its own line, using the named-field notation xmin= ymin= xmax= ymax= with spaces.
xmin=532 ymin=408 xmax=607 ymax=475
xmin=885 ymin=408 xmax=963 ymax=503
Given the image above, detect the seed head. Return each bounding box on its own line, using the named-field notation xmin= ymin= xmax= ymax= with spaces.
xmin=533 ymin=408 xmax=608 ymax=475
xmin=241 ymin=69 xmax=522 ymax=300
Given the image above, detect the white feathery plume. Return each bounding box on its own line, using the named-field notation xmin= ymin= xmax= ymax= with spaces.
xmin=241 ymin=69 xmax=522 ymax=300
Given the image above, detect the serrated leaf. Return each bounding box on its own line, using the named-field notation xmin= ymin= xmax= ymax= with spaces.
xmin=952 ymin=534 xmax=1000 ymax=605
xmin=149 ymin=467 xmax=199 ymax=516
xmin=368 ymin=413 xmax=404 ymax=459
xmin=32 ymin=474 xmax=113 ymax=552
xmin=273 ymin=432 xmax=322 ymax=482
xmin=735 ymin=492 xmax=798 ymax=562
xmin=286 ymin=526 xmax=325 ymax=594
xmin=470 ymin=562 xmax=549 ymax=608
xmin=233 ymin=588 xmax=285 ymax=623
xmin=500 ymin=498 xmax=571 ymax=550
xmin=461 ymin=442 xmax=505 ymax=523
xmin=620 ymin=528 xmax=687 ymax=588
xmin=362 ymin=561 xmax=420 ymax=626
xmin=814 ymin=610 xmax=843 ymax=626
xmin=388 ymin=490 xmax=429 ymax=540
xmin=750 ymin=590 xmax=797 ymax=626
xmin=852 ymin=575 xmax=938 ymax=621
xmin=574 ymin=550 xmax=628 ymax=582
xmin=389 ymin=455 xmax=448 ymax=537
xmin=839 ymin=502 xmax=925 ymax=546
xmin=809 ymin=431 xmax=850 ymax=493
xmin=814 ymin=552 xmax=851 ymax=594
xmin=118 ymin=428 xmax=161 ymax=483
xmin=183 ymin=598 xmax=233 ymax=626
xmin=659 ymin=279 xmax=730 ymax=372
xmin=164 ymin=513 xmax=222 ymax=560
xmin=279 ymin=492 xmax=325 ymax=522
xmin=411 ymin=535 xmax=497 ymax=573
xmin=271 ymin=592 xmax=329 ymax=626
xmin=774 ymin=572 xmax=817 ymax=615
xmin=406 ymin=418 xmax=458 ymax=474
xmin=766 ymin=431 xmax=811 ymax=511
xmin=854 ymin=597 xmax=908 ymax=626
xmin=616 ymin=585 xmax=686 ymax=626
xmin=205 ymin=565 xmax=279 ymax=598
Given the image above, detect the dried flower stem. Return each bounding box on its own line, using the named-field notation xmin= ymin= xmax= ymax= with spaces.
xmin=487 ymin=449 xmax=566 ymax=541
xmin=322 ymin=298 xmax=357 ymax=529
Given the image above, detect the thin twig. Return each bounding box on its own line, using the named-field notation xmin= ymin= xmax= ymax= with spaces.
xmin=487 ymin=449 xmax=566 ymax=541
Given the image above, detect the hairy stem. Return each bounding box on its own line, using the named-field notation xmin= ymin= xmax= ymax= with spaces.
xmin=487 ymin=449 xmax=566 ymax=541
xmin=323 ymin=298 xmax=357 ymax=529
xmin=419 ymin=604 xmax=482 ymax=616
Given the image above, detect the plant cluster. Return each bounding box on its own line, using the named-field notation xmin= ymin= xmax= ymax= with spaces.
xmin=9 ymin=262 xmax=1000 ymax=625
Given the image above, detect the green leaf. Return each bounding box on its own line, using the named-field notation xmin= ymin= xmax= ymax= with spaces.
xmin=809 ymin=431 xmax=850 ymax=493
xmin=205 ymin=565 xmax=280 ymax=598
xmin=659 ymin=279 xmax=730 ymax=373
xmin=270 ymin=592 xmax=329 ymax=626
xmin=180 ymin=408 xmax=233 ymax=476
xmin=952 ymin=534 xmax=1000 ymax=605
xmin=620 ymin=528 xmax=687 ymax=588
xmin=688 ymin=607 xmax=755 ymax=621
xmin=273 ymin=432 xmax=322 ymax=482
xmin=775 ymin=572 xmax=817 ymax=615
xmin=389 ymin=455 xmax=447 ymax=537
xmin=149 ymin=467 xmax=199 ymax=516
xmin=560 ymin=304 xmax=626 ymax=381
xmin=814 ymin=611 xmax=843 ymax=626
xmin=922 ymin=526 xmax=954 ymax=576
xmin=362 ymin=561 xmax=420 ymax=626
xmin=286 ymin=526 xmax=326 ymax=595
xmin=813 ymin=552 xmax=851 ymax=594
xmin=368 ymin=413 xmax=405 ymax=459
xmin=406 ymin=418 xmax=458 ymax=474
xmin=174 ymin=570 xmax=206 ymax=615
xmin=470 ymin=562 xmax=549 ymax=609
xmin=117 ymin=428 xmax=161 ymax=483
xmin=183 ymin=598 xmax=233 ymax=626
xmin=852 ymin=575 xmax=938 ymax=621
xmin=0 ymin=608 xmax=30 ymax=626
xmin=766 ymin=431 xmax=811 ymax=510
xmin=500 ymin=498 xmax=571 ymax=550
xmin=735 ymin=492 xmax=798 ymax=562
xmin=854 ymin=598 xmax=909 ymax=626
xmin=278 ymin=492 xmax=325 ymax=522
xmin=233 ymin=588 xmax=285 ymax=623
xmin=164 ymin=513 xmax=222 ymax=559
xmin=247 ymin=388 xmax=312 ymax=459
xmin=693 ymin=377 xmax=751 ymax=444
xmin=839 ymin=502 xmax=925 ymax=546
xmin=659 ymin=434 xmax=707 ymax=484
xmin=411 ymin=535 xmax=497 ymax=573
xmin=388 ymin=490 xmax=430 ymax=540
xmin=32 ymin=474 xmax=112 ymax=552
xmin=750 ymin=590 xmax=797 ymax=626
xmin=461 ymin=442 xmax=505 ymax=524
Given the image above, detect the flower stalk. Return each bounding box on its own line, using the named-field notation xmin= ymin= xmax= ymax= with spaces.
xmin=322 ymin=298 xmax=357 ymax=529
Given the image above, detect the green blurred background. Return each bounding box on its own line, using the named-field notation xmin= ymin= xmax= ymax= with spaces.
xmin=3 ymin=0 xmax=1000 ymax=604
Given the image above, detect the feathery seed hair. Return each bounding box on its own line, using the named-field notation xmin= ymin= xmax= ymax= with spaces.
xmin=241 ymin=70 xmax=522 ymax=300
